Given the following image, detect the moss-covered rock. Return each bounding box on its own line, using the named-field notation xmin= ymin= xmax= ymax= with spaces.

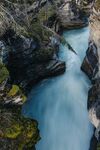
xmin=0 ymin=62 xmax=39 ymax=149
xmin=0 ymin=63 xmax=9 ymax=84
xmin=8 ymin=85 xmax=20 ymax=97
xmin=0 ymin=108 xmax=40 ymax=150
xmin=7 ymin=84 xmax=27 ymax=103
xmin=0 ymin=77 xmax=39 ymax=150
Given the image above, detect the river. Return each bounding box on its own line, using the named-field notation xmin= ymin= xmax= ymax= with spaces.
xmin=22 ymin=27 xmax=93 ymax=150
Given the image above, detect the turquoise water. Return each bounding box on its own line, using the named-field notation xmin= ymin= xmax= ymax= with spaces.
xmin=23 ymin=27 xmax=93 ymax=150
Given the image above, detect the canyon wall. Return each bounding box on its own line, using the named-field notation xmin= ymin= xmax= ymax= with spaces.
xmin=0 ymin=0 xmax=94 ymax=149
xmin=81 ymin=1 xmax=100 ymax=149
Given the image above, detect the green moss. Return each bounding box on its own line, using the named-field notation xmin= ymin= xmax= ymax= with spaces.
xmin=0 ymin=108 xmax=40 ymax=149
xmin=8 ymin=85 xmax=20 ymax=97
xmin=21 ymin=94 xmax=27 ymax=103
xmin=7 ymin=85 xmax=27 ymax=103
xmin=5 ymin=124 xmax=22 ymax=139
xmin=0 ymin=63 xmax=9 ymax=84
xmin=16 ymin=118 xmax=40 ymax=149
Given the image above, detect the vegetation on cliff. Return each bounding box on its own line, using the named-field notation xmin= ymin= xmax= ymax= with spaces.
xmin=0 ymin=107 xmax=40 ymax=150
xmin=0 ymin=63 xmax=40 ymax=149
xmin=0 ymin=63 xmax=9 ymax=84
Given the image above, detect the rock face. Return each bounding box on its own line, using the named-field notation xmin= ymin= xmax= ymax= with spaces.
xmin=81 ymin=41 xmax=100 ymax=145
xmin=89 ymin=5 xmax=100 ymax=150
xmin=1 ymin=29 xmax=65 ymax=92
xmin=81 ymin=41 xmax=99 ymax=80
xmin=88 ymin=79 xmax=100 ymax=109
xmin=88 ymin=79 xmax=100 ymax=149
xmin=57 ymin=0 xmax=94 ymax=29
xmin=81 ymin=1 xmax=100 ymax=149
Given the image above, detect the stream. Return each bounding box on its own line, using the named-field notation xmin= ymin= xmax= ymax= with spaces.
xmin=23 ymin=27 xmax=93 ymax=150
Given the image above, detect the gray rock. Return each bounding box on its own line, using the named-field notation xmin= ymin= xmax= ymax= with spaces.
xmin=1 ymin=30 xmax=65 ymax=92
xmin=81 ymin=42 xmax=99 ymax=80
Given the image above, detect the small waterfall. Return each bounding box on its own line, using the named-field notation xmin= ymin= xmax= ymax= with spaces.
xmin=23 ymin=27 xmax=93 ymax=150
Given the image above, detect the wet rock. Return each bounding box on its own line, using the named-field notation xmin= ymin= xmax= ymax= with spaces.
xmin=21 ymin=59 xmax=65 ymax=92
xmin=89 ymin=131 xmax=98 ymax=150
xmin=46 ymin=59 xmax=66 ymax=76
xmin=0 ymin=29 xmax=65 ymax=92
xmin=81 ymin=42 xmax=99 ymax=80
xmin=31 ymin=59 xmax=65 ymax=80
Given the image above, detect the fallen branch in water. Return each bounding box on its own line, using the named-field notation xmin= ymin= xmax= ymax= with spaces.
xmin=42 ymin=25 xmax=77 ymax=55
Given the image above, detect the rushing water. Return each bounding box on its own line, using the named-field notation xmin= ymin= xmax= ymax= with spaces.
xmin=23 ymin=27 xmax=93 ymax=150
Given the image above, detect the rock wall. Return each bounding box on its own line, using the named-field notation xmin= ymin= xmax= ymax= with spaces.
xmin=57 ymin=0 xmax=94 ymax=29
xmin=81 ymin=41 xmax=99 ymax=80
xmin=81 ymin=1 xmax=100 ymax=149
xmin=0 ymin=1 xmax=65 ymax=149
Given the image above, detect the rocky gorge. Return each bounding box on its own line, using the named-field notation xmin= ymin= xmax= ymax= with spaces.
xmin=0 ymin=0 xmax=99 ymax=150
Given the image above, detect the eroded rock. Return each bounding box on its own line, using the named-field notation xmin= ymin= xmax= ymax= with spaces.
xmin=81 ymin=42 xmax=99 ymax=80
